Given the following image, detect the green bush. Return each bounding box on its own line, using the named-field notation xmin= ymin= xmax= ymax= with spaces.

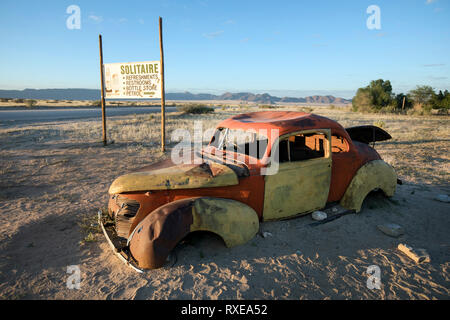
xmin=91 ymin=100 xmax=101 ymax=107
xmin=352 ymin=79 xmax=393 ymax=112
xmin=352 ymin=80 xmax=450 ymax=115
xmin=25 ymin=99 xmax=37 ymax=108
xmin=176 ymin=104 xmax=214 ymax=114
xmin=373 ymin=120 xmax=385 ymax=128
xmin=258 ymin=104 xmax=276 ymax=109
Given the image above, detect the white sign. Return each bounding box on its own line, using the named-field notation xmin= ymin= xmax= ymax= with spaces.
xmin=103 ymin=61 xmax=161 ymax=99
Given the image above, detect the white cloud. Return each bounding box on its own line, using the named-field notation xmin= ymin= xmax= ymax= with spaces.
xmin=118 ymin=18 xmax=127 ymax=23
xmin=89 ymin=15 xmax=103 ymax=23
xmin=138 ymin=19 xmax=145 ymax=25
xmin=426 ymin=0 xmax=437 ymax=4
xmin=202 ymin=30 xmax=224 ymax=39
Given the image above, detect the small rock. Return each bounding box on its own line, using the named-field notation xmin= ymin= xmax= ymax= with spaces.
xmin=377 ymin=223 xmax=405 ymax=238
xmin=435 ymin=194 xmax=450 ymax=203
xmin=312 ymin=211 xmax=327 ymax=221
xmin=261 ymin=231 xmax=273 ymax=238
xmin=296 ymin=250 xmax=302 ymax=255
xmin=397 ymin=243 xmax=430 ymax=264
xmin=332 ymin=207 xmax=338 ymax=213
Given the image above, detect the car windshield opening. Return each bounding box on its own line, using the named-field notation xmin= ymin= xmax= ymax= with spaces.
xmin=209 ymin=128 xmax=268 ymax=160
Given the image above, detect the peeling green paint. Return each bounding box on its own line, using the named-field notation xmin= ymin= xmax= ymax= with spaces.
xmin=109 ymin=162 xmax=238 ymax=194
xmin=263 ymin=129 xmax=332 ymax=220
xmin=190 ymin=197 xmax=259 ymax=247
xmin=340 ymin=160 xmax=397 ymax=212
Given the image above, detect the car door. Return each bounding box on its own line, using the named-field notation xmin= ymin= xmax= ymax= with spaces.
xmin=263 ymin=129 xmax=332 ymax=220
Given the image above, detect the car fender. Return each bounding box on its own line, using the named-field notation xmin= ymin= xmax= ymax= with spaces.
xmin=340 ymin=160 xmax=397 ymax=212
xmin=128 ymin=197 xmax=259 ymax=269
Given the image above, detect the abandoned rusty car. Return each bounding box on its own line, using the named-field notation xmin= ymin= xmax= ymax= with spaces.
xmin=100 ymin=111 xmax=397 ymax=271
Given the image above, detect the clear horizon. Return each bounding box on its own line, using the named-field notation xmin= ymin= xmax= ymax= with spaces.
xmin=0 ymin=87 xmax=356 ymax=99
xmin=0 ymin=0 xmax=449 ymax=99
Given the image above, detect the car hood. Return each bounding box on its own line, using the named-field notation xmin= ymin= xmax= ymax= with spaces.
xmin=108 ymin=159 xmax=239 ymax=194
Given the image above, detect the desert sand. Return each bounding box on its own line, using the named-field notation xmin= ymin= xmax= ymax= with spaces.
xmin=0 ymin=105 xmax=448 ymax=299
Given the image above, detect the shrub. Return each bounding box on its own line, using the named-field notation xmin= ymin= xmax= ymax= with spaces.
xmin=14 ymin=98 xmax=24 ymax=103
xmin=258 ymin=104 xmax=276 ymax=109
xmin=373 ymin=120 xmax=385 ymax=128
xmin=91 ymin=100 xmax=101 ymax=107
xmin=410 ymin=103 xmax=432 ymax=116
xmin=176 ymin=104 xmax=214 ymax=114
xmin=378 ymin=104 xmax=397 ymax=114
xmin=0 ymin=98 xmax=11 ymax=102
xmin=25 ymin=99 xmax=37 ymax=108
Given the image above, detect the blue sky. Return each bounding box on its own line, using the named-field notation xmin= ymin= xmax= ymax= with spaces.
xmin=0 ymin=0 xmax=449 ymax=98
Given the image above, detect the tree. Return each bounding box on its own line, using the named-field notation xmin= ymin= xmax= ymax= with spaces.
xmin=352 ymin=79 xmax=393 ymax=112
xmin=352 ymin=87 xmax=372 ymax=112
xmin=409 ymin=86 xmax=435 ymax=106
xmin=429 ymin=89 xmax=450 ymax=110
xmin=368 ymin=79 xmax=393 ymax=108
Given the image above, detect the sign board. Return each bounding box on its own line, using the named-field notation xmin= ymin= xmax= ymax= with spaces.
xmin=103 ymin=61 xmax=161 ymax=99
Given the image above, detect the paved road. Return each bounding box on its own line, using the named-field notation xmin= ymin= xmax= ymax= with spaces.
xmin=0 ymin=106 xmax=177 ymax=126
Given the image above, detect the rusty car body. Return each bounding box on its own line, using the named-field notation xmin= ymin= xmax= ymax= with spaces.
xmin=100 ymin=111 xmax=397 ymax=271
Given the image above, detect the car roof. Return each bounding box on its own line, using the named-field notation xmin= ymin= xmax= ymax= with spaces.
xmin=217 ymin=111 xmax=348 ymax=137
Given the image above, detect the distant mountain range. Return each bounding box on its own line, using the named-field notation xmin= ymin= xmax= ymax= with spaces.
xmin=0 ymin=88 xmax=352 ymax=104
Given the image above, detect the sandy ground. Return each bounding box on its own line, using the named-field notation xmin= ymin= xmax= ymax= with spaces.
xmin=0 ymin=105 xmax=448 ymax=300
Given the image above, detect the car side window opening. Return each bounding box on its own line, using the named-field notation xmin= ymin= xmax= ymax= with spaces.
xmin=276 ymin=132 xmax=327 ymax=163
xmin=331 ymin=135 xmax=349 ymax=153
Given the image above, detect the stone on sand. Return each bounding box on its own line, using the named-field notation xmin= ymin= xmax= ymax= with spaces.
xmin=377 ymin=223 xmax=405 ymax=238
xmin=312 ymin=211 xmax=327 ymax=221
xmin=435 ymin=194 xmax=450 ymax=203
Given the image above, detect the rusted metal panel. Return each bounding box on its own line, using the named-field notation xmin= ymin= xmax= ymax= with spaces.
xmin=217 ymin=111 xmax=352 ymax=147
xmin=118 ymin=174 xmax=265 ymax=238
xmin=129 ymin=199 xmax=195 ymax=269
xmin=97 ymin=210 xmax=144 ymax=273
xmin=128 ymin=197 xmax=259 ymax=269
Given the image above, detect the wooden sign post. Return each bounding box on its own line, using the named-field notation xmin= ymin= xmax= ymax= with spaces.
xmin=98 ymin=19 xmax=166 ymax=150
xmin=99 ymin=34 xmax=107 ymax=146
xmin=159 ymin=17 xmax=166 ymax=152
